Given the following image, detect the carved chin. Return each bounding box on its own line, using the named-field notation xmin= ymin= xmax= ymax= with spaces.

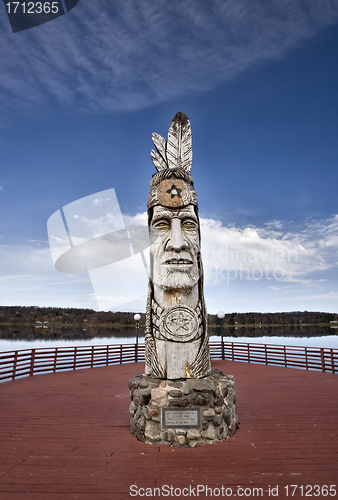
xmin=154 ymin=271 xmax=199 ymax=291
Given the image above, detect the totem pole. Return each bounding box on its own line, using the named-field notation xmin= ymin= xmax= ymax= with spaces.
xmin=129 ymin=113 xmax=239 ymax=447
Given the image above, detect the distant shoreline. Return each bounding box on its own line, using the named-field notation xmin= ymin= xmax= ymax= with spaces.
xmin=0 ymin=305 xmax=337 ymax=331
xmin=0 ymin=321 xmax=336 ymax=328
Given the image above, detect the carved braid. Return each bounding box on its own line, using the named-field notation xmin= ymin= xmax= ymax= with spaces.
xmin=189 ymin=257 xmax=211 ymax=377
xmin=145 ymin=279 xmax=165 ymax=378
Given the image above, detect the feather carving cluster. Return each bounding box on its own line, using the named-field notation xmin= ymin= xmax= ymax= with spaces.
xmin=151 ymin=112 xmax=193 ymax=173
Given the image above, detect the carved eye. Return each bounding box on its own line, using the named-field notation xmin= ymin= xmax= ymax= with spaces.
xmin=182 ymin=218 xmax=198 ymax=230
xmin=153 ymin=219 xmax=170 ymax=230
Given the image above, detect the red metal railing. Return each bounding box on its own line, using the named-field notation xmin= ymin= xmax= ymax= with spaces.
xmin=0 ymin=342 xmax=337 ymax=383
xmin=209 ymin=342 xmax=337 ymax=374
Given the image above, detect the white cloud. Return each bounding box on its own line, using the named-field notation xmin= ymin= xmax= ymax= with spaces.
xmin=1 ymin=213 xmax=337 ymax=310
xmin=0 ymin=242 xmax=52 ymax=276
xmin=0 ymin=0 xmax=337 ymax=119
xmin=279 ymin=292 xmax=338 ymax=301
xmin=123 ymin=212 xmax=148 ymax=228
xmin=0 ymin=242 xmax=96 ymax=308
xmin=200 ymin=215 xmax=338 ymax=287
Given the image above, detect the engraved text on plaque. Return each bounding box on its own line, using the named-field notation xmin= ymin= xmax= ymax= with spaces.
xmin=162 ymin=407 xmax=201 ymax=429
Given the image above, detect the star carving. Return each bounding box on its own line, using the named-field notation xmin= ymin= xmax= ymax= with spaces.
xmin=166 ymin=310 xmax=192 ymax=334
xmin=166 ymin=183 xmax=182 ymax=199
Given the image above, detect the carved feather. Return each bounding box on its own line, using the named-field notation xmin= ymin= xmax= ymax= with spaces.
xmin=152 ymin=133 xmax=167 ymax=164
xmin=151 ymin=133 xmax=167 ymax=172
xmin=166 ymin=112 xmax=192 ymax=172
xmin=150 ymin=149 xmax=167 ymax=172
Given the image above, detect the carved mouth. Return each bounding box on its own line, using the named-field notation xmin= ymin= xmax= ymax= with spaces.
xmin=163 ymin=258 xmax=193 ymax=265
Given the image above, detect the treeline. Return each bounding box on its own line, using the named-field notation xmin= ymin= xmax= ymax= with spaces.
xmin=0 ymin=306 xmax=146 ymax=327
xmin=0 ymin=306 xmax=336 ymax=327
xmin=208 ymin=311 xmax=337 ymax=326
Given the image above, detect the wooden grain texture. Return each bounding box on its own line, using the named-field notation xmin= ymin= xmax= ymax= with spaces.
xmin=0 ymin=361 xmax=337 ymax=499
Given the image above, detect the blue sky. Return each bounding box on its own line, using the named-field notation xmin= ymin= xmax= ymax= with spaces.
xmin=1 ymin=0 xmax=338 ymax=314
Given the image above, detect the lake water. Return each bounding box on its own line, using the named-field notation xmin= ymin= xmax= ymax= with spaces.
xmin=0 ymin=325 xmax=337 ymax=352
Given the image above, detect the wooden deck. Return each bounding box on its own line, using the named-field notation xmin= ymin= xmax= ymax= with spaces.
xmin=0 ymin=361 xmax=337 ymax=499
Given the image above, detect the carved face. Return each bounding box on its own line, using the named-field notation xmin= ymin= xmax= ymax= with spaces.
xmin=149 ymin=204 xmax=200 ymax=291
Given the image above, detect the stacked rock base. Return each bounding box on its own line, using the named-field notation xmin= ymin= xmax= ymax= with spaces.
xmin=129 ymin=369 xmax=239 ymax=448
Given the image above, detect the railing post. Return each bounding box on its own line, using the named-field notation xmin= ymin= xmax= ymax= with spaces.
xmin=91 ymin=346 xmax=94 ymax=368
xmin=284 ymin=346 xmax=287 ymax=368
xmin=264 ymin=345 xmax=268 ymax=365
xmin=12 ymin=351 xmax=18 ymax=380
xmin=120 ymin=345 xmax=123 ymax=364
xmin=220 ymin=318 xmax=224 ymax=361
xmin=232 ymin=343 xmax=234 ymax=361
xmin=54 ymin=348 xmax=58 ymax=373
xmin=106 ymin=345 xmax=109 ymax=366
xmin=331 ymin=349 xmax=335 ymax=374
xmin=321 ymin=348 xmax=325 ymax=372
xmin=305 ymin=347 xmax=308 ymax=370
xmin=136 ymin=321 xmax=139 ymax=362
xmin=30 ymin=349 xmax=36 ymax=376
xmin=74 ymin=347 xmax=77 ymax=370
xmin=247 ymin=344 xmax=250 ymax=363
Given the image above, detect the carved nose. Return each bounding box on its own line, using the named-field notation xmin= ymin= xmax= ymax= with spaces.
xmin=166 ymin=219 xmax=188 ymax=252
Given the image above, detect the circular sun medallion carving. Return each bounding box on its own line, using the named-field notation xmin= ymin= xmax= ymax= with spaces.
xmin=160 ymin=305 xmax=199 ymax=342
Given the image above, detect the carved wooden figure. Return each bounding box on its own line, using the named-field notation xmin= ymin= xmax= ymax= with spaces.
xmin=145 ymin=112 xmax=211 ymax=379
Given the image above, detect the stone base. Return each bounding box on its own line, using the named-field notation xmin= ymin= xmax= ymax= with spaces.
xmin=128 ymin=369 xmax=239 ymax=447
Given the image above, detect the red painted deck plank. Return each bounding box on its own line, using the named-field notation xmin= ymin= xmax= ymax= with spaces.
xmin=0 ymin=361 xmax=337 ymax=499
